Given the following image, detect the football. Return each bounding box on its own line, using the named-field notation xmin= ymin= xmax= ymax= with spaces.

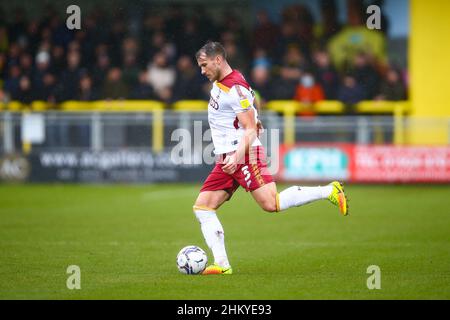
xmin=176 ymin=245 xmax=208 ymax=275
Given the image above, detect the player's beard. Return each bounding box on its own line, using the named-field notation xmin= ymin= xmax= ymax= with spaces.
xmin=210 ymin=65 xmax=221 ymax=82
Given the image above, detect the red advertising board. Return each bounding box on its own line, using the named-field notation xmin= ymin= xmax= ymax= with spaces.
xmin=353 ymin=146 xmax=450 ymax=182
xmin=278 ymin=144 xmax=450 ymax=183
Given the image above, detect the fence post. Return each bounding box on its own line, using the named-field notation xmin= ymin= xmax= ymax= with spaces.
xmin=394 ymin=104 xmax=404 ymax=145
xmin=3 ymin=112 xmax=14 ymax=154
xmin=152 ymin=109 xmax=164 ymax=153
xmin=91 ymin=112 xmax=103 ymax=151
xmin=284 ymin=104 xmax=296 ymax=145
xmin=356 ymin=117 xmax=370 ymax=144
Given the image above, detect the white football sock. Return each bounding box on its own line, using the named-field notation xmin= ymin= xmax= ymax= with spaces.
xmin=278 ymin=185 xmax=332 ymax=211
xmin=194 ymin=207 xmax=230 ymax=268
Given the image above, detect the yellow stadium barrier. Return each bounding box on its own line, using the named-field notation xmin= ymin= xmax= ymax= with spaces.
xmin=59 ymin=100 xmax=166 ymax=112
xmin=92 ymin=100 xmax=165 ymax=112
xmin=60 ymin=101 xmax=95 ymax=111
xmin=6 ymin=101 xmax=24 ymax=111
xmin=31 ymin=101 xmax=51 ymax=111
xmin=313 ymin=100 xmax=345 ymax=114
xmin=265 ymin=100 xmax=303 ymax=114
xmin=172 ymin=100 xmax=208 ymax=112
xmin=355 ymin=100 xmax=411 ymax=114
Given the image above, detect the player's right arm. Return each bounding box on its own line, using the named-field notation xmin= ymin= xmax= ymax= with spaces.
xmin=222 ymin=107 xmax=258 ymax=174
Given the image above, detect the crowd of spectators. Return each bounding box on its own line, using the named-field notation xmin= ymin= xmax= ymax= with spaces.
xmin=0 ymin=0 xmax=408 ymax=113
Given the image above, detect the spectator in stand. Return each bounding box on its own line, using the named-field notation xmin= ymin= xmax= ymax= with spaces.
xmin=19 ymin=52 xmax=33 ymax=77
xmin=250 ymin=65 xmax=273 ymax=106
xmin=101 ymin=67 xmax=129 ymax=100
xmin=294 ymin=72 xmax=325 ymax=115
xmin=33 ymin=51 xmax=51 ymax=93
xmin=3 ymin=64 xmax=21 ymax=99
xmin=146 ymin=51 xmax=175 ymax=102
xmin=0 ymin=87 xmax=6 ymax=103
xmin=130 ymin=71 xmax=157 ymax=100
xmin=312 ymin=49 xmax=339 ymax=99
xmin=145 ymin=31 xmax=176 ymax=64
xmin=122 ymin=52 xmax=140 ymax=89
xmin=375 ymin=67 xmax=406 ymax=101
xmin=316 ymin=0 xmax=342 ymax=48
xmin=0 ymin=26 xmax=8 ymax=54
xmin=271 ymin=45 xmax=308 ymax=99
xmin=177 ymin=20 xmax=203 ymax=57
xmin=221 ymin=31 xmax=248 ymax=74
xmin=7 ymin=43 xmax=22 ymax=67
xmin=14 ymin=75 xmax=34 ymax=104
xmin=37 ymin=72 xmax=57 ymax=103
xmin=92 ymin=48 xmax=111 ymax=91
xmin=24 ymin=20 xmax=40 ymax=55
xmin=294 ymin=72 xmax=325 ymax=103
xmin=58 ymin=50 xmax=82 ymax=101
xmin=78 ymin=73 xmax=98 ymax=101
xmin=337 ymin=73 xmax=365 ymax=110
xmin=50 ymin=45 xmax=65 ymax=75
xmin=251 ymin=10 xmax=280 ymax=57
xmin=328 ymin=0 xmax=387 ymax=71
xmin=351 ymin=51 xmax=380 ymax=99
xmin=0 ymin=52 xmax=6 ymax=79
xmin=171 ymin=55 xmax=206 ymax=102
xmin=273 ymin=22 xmax=299 ymax=65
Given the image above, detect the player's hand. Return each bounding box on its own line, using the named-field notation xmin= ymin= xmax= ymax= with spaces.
xmin=256 ymin=120 xmax=264 ymax=137
xmin=222 ymin=153 xmax=238 ymax=175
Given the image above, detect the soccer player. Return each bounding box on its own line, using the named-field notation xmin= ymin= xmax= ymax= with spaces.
xmin=193 ymin=42 xmax=348 ymax=275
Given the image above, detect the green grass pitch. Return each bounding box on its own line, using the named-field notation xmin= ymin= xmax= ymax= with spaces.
xmin=0 ymin=183 xmax=449 ymax=299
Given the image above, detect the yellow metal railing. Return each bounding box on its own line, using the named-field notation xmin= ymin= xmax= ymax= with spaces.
xmin=0 ymin=99 xmax=413 ymax=151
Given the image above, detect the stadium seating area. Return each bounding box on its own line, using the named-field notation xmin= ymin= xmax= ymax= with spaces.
xmin=0 ymin=1 xmax=408 ymax=114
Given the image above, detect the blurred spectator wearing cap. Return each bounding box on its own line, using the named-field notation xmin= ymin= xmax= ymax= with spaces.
xmin=146 ymin=51 xmax=175 ymax=102
xmin=33 ymin=51 xmax=51 ymax=93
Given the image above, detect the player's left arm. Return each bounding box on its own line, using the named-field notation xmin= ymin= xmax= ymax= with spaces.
xmin=252 ymin=91 xmax=264 ymax=137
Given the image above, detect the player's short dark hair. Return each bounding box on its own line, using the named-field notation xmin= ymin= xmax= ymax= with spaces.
xmin=195 ymin=41 xmax=227 ymax=60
